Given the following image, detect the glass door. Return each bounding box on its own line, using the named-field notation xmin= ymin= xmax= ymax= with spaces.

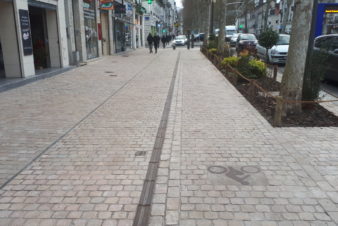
xmin=83 ymin=0 xmax=98 ymax=59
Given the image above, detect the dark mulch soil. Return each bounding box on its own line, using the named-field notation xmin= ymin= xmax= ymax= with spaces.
xmin=236 ymin=83 xmax=338 ymax=127
xmin=257 ymin=76 xmax=280 ymax=92
xmin=205 ymin=50 xmax=338 ymax=127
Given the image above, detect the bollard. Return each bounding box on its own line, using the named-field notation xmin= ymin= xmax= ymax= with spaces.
xmin=248 ymin=81 xmax=255 ymax=98
xmin=273 ymin=96 xmax=283 ymax=127
xmin=273 ymin=64 xmax=278 ymax=81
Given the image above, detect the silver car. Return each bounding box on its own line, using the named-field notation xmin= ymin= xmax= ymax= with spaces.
xmin=173 ymin=35 xmax=187 ymax=46
xmin=256 ymin=34 xmax=290 ymax=64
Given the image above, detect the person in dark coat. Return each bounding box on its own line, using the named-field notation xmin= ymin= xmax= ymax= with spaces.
xmin=147 ymin=33 xmax=154 ymax=53
xmin=161 ymin=36 xmax=166 ymax=48
xmin=191 ymin=34 xmax=195 ymax=48
xmin=154 ymin=34 xmax=160 ymax=53
xmin=166 ymin=35 xmax=170 ymax=46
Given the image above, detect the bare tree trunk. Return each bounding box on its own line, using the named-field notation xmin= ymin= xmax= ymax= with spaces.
xmin=264 ymin=0 xmax=271 ymax=30
xmin=244 ymin=0 xmax=248 ymax=33
xmin=218 ymin=0 xmax=227 ymax=52
xmin=204 ymin=0 xmax=212 ymax=46
xmin=280 ymin=0 xmax=316 ymax=113
xmin=244 ymin=8 xmax=248 ymax=33
xmin=281 ymin=0 xmax=292 ymax=33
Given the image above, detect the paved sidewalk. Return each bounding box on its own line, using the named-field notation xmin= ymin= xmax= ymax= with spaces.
xmin=0 ymin=51 xmax=158 ymax=187
xmin=149 ymin=49 xmax=338 ymax=226
xmin=0 ymin=48 xmax=338 ymax=226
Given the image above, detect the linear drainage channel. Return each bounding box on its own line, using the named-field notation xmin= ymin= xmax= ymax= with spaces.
xmin=133 ymin=52 xmax=181 ymax=226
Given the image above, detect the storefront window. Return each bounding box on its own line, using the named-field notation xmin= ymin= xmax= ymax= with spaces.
xmin=83 ymin=0 xmax=98 ymax=59
xmin=114 ymin=20 xmax=125 ymax=52
xmin=125 ymin=23 xmax=132 ymax=49
xmin=323 ymin=12 xmax=338 ymax=35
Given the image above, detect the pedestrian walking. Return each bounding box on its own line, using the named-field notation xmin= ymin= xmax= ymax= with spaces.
xmin=191 ymin=34 xmax=195 ymax=48
xmin=186 ymin=34 xmax=190 ymax=50
xmin=166 ymin=35 xmax=170 ymax=46
xmin=147 ymin=33 xmax=154 ymax=53
xmin=154 ymin=34 xmax=160 ymax=54
xmin=161 ymin=36 xmax=166 ymax=49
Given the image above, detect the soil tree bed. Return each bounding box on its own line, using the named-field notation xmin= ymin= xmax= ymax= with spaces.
xmin=204 ymin=49 xmax=338 ymax=127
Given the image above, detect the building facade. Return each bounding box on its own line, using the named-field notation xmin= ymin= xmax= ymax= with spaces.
xmin=0 ymin=0 xmax=150 ymax=79
xmin=236 ymin=0 xmax=338 ymax=36
xmin=0 ymin=0 xmax=69 ymax=79
xmin=142 ymin=0 xmax=178 ymax=46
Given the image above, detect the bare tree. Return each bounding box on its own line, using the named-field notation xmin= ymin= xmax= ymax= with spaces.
xmin=183 ymin=0 xmax=210 ymax=34
xmin=280 ymin=1 xmax=316 ymax=113
xmin=281 ymin=0 xmax=293 ymax=33
xmin=263 ymin=0 xmax=272 ymax=30
xmin=204 ymin=0 xmax=212 ymax=45
xmin=217 ymin=0 xmax=227 ymax=52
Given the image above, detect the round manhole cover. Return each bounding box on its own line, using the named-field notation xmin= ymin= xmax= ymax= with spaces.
xmin=207 ymin=166 xmax=227 ymax=174
xmin=240 ymin=166 xmax=260 ymax=174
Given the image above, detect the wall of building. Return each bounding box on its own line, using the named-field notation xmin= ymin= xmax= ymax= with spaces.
xmin=0 ymin=1 xmax=23 ymax=78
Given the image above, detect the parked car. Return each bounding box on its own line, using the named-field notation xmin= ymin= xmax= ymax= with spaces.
xmin=225 ymin=25 xmax=237 ymax=42
xmin=230 ymin=33 xmax=240 ymax=47
xmin=193 ymin=33 xmax=204 ymax=42
xmin=256 ymin=34 xmax=290 ymax=64
xmin=236 ymin=33 xmax=258 ymax=54
xmin=215 ymin=26 xmax=237 ymax=42
xmin=198 ymin=33 xmax=205 ymax=42
xmin=173 ymin=35 xmax=187 ymax=46
xmin=313 ymin=34 xmax=338 ymax=82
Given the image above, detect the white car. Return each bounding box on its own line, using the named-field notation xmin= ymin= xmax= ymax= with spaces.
xmin=256 ymin=34 xmax=290 ymax=64
xmin=173 ymin=35 xmax=187 ymax=46
xmin=230 ymin=33 xmax=240 ymax=47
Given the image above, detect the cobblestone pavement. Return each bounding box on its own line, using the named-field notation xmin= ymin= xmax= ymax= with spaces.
xmin=0 ymin=49 xmax=180 ymax=225
xmin=149 ymin=49 xmax=338 ymax=226
xmin=1 ymin=48 xmax=338 ymax=226
xmin=0 ymin=51 xmax=159 ymax=186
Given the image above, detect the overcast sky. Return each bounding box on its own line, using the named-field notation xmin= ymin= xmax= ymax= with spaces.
xmin=176 ymin=0 xmax=183 ymax=8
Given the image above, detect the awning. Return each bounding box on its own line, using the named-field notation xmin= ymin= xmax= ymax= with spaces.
xmin=28 ymin=0 xmax=56 ymax=10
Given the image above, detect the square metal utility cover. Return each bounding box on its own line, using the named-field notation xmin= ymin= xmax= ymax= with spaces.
xmin=135 ymin=151 xmax=147 ymax=157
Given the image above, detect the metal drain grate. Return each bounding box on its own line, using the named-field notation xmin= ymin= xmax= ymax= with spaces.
xmin=135 ymin=151 xmax=147 ymax=157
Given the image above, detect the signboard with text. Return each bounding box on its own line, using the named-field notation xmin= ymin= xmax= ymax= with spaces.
xmin=19 ymin=9 xmax=33 ymax=56
xmin=100 ymin=0 xmax=114 ymax=10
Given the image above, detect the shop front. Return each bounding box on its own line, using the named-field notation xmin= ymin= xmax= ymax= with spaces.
xmin=0 ymin=0 xmax=69 ymax=79
xmin=113 ymin=1 xmax=134 ymax=53
xmin=83 ymin=0 xmax=99 ymax=59
xmin=114 ymin=19 xmax=125 ymax=52
xmin=315 ymin=3 xmax=338 ymax=37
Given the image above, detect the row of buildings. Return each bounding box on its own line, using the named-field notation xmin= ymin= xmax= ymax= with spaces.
xmin=236 ymin=0 xmax=338 ymax=36
xmin=0 ymin=0 xmax=178 ymax=79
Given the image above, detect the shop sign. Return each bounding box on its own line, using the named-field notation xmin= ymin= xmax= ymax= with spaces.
xmin=98 ymin=23 xmax=102 ymax=40
xmin=126 ymin=3 xmax=133 ymax=17
xmin=100 ymin=0 xmax=114 ymax=10
xmin=114 ymin=1 xmax=126 ymax=14
xmin=325 ymin=5 xmax=338 ymax=13
xmin=83 ymin=0 xmax=96 ymax=19
xmin=19 ymin=9 xmax=33 ymax=56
